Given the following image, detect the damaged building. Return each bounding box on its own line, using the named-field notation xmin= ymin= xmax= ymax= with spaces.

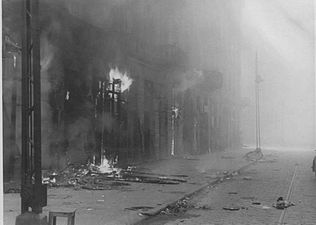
xmin=3 ymin=0 xmax=243 ymax=183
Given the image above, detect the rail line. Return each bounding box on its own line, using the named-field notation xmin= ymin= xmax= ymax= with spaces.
xmin=277 ymin=164 xmax=298 ymax=225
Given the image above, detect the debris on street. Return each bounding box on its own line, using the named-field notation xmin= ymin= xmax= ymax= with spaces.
xmin=42 ymin=161 xmax=187 ymax=190
xmin=232 ymin=171 xmax=239 ymax=176
xmin=161 ymin=197 xmax=193 ymax=215
xmin=193 ymin=205 xmax=213 ymax=210
xmin=273 ymin=197 xmax=295 ymax=209
xmin=222 ymin=206 xmax=240 ymax=211
xmin=252 ymin=201 xmax=261 ymax=205
xmin=125 ymin=206 xmax=154 ymax=211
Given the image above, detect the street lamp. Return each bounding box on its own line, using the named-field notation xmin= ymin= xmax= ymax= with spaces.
xmin=255 ymin=52 xmax=263 ymax=151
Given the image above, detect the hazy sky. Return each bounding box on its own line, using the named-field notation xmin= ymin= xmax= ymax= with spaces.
xmin=240 ymin=0 xmax=315 ymax=149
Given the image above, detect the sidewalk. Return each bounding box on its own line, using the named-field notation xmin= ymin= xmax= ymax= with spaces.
xmin=4 ymin=148 xmax=254 ymax=225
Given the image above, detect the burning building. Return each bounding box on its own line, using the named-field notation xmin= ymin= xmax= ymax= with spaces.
xmin=3 ymin=0 xmax=242 ymax=183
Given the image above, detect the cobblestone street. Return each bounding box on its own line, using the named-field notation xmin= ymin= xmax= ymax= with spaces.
xmin=140 ymin=149 xmax=316 ymax=225
xmin=3 ymin=148 xmax=252 ymax=225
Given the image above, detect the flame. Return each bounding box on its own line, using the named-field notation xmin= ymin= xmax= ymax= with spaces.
xmin=65 ymin=91 xmax=70 ymax=100
xmin=171 ymin=106 xmax=180 ymax=118
xmin=109 ymin=67 xmax=133 ymax=92
xmin=97 ymin=155 xmax=121 ymax=174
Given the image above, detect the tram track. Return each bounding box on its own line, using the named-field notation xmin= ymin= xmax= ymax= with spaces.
xmin=277 ymin=164 xmax=298 ymax=225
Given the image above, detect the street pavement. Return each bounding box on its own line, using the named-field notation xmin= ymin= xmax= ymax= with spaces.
xmin=140 ymin=149 xmax=316 ymax=225
xmin=3 ymin=148 xmax=254 ymax=225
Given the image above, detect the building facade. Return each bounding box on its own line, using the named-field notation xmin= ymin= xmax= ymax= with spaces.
xmin=2 ymin=0 xmax=242 ymax=182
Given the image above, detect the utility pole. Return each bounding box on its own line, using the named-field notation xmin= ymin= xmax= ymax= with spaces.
xmin=313 ymin=0 xmax=316 ymax=149
xmin=255 ymin=52 xmax=262 ymax=151
xmin=16 ymin=0 xmax=47 ymax=224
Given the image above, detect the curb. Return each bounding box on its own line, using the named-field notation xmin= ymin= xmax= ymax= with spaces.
xmin=105 ymin=160 xmax=258 ymax=225
xmin=141 ymin=159 xmax=257 ymax=217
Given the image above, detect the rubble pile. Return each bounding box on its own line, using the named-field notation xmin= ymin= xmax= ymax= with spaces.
xmin=161 ymin=197 xmax=193 ymax=215
xmin=42 ymin=161 xmax=187 ymax=190
xmin=273 ymin=197 xmax=295 ymax=209
xmin=42 ymin=163 xmax=119 ymax=190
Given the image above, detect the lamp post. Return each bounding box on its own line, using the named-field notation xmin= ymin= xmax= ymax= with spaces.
xmin=255 ymin=52 xmax=263 ymax=151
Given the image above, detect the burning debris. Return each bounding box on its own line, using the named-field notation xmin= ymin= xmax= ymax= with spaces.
xmin=42 ymin=156 xmax=187 ymax=190
xmin=89 ymin=155 xmax=121 ymax=175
